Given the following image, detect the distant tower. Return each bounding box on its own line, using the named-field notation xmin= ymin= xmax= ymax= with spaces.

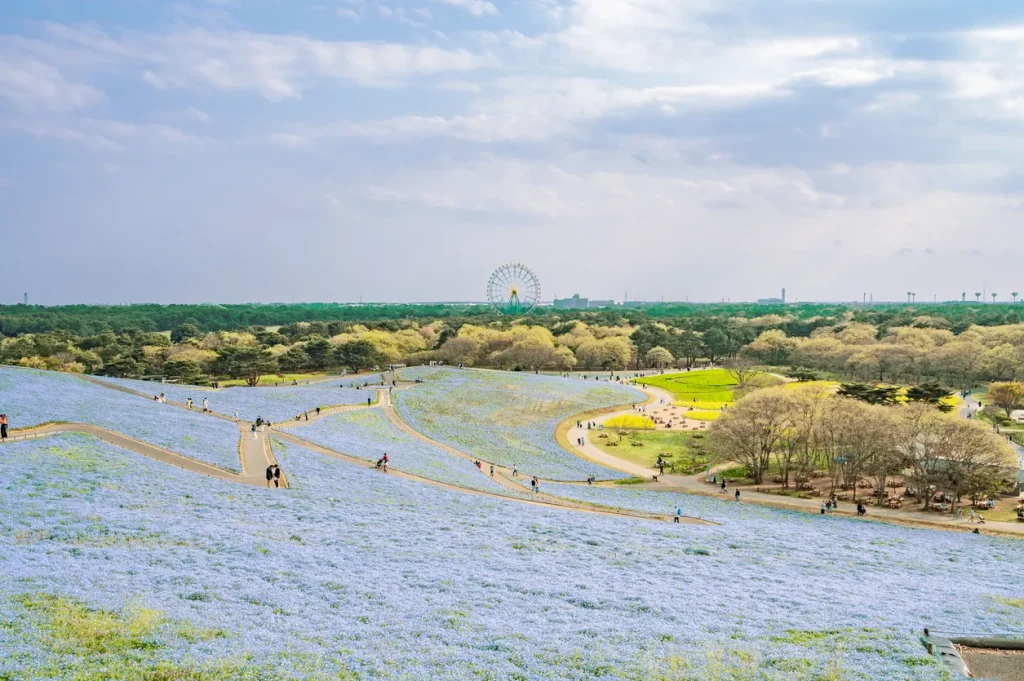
xmin=23 ymin=292 xmax=27 ymax=305
xmin=781 ymin=288 xmax=786 ymax=304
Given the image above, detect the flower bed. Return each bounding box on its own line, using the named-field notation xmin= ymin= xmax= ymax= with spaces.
xmin=283 ymin=409 xmax=528 ymax=498
xmin=395 ymin=367 xmax=645 ymax=480
xmin=91 ymin=375 xmax=370 ymax=423
xmin=0 ymin=367 xmax=241 ymax=471
xmin=2 ymin=434 xmax=1019 ymax=679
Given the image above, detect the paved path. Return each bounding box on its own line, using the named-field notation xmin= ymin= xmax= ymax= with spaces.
xmin=6 ymin=373 xmax=709 ymax=524
xmin=557 ymin=382 xmax=1024 ymax=537
xmin=4 ymin=422 xmax=280 ymax=486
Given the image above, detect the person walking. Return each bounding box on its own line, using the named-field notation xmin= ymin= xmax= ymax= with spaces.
xmin=265 ymin=465 xmax=274 ymax=488
xmin=512 ymin=464 xmax=518 ymax=478
xmin=530 ymin=477 xmax=537 ymax=494
xmin=272 ymin=464 xmax=281 ymax=488
xmin=0 ymin=413 xmax=7 ymax=441
xmin=734 ymin=489 xmax=741 ymax=502
xmin=674 ymin=507 xmax=682 ymax=523
xmin=251 ymin=422 xmax=258 ymax=440
xmin=304 ymin=411 xmax=309 ymax=421
xmin=720 ymin=480 xmax=727 ymax=494
xmin=234 ymin=409 xmax=239 ymax=421
xmin=316 ymin=407 xmax=321 ymax=416
xmin=489 ymin=464 xmax=494 ymax=477
xmin=820 ymin=501 xmax=826 ymax=515
xmin=957 ymin=507 xmax=964 ymax=521
xmin=202 ymin=398 xmax=209 ymax=413
xmin=969 ymin=508 xmax=976 ymax=523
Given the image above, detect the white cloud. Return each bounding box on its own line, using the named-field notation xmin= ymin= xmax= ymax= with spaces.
xmin=434 ymin=0 xmax=498 ymax=17
xmin=0 ymin=55 xmax=105 ymax=111
xmin=39 ymin=23 xmax=488 ymax=100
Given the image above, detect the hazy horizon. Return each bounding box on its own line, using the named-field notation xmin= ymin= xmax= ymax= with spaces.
xmin=4 ymin=1 xmax=1024 ymax=305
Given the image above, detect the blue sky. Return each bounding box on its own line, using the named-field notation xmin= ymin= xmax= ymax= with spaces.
xmin=3 ymin=0 xmax=1024 ymax=304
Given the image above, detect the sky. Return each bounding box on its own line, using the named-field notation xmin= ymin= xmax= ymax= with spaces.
xmin=3 ymin=0 xmax=1024 ymax=305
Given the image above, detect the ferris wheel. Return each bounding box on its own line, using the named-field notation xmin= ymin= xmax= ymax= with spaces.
xmin=486 ymin=263 xmax=541 ymax=314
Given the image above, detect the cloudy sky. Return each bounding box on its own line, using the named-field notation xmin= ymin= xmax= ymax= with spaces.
xmin=3 ymin=0 xmax=1024 ymax=305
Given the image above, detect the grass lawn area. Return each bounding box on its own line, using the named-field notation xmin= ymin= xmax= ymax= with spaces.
xmin=591 ymin=429 xmax=711 ymax=472
xmin=218 ymin=372 xmax=332 ymax=387
xmin=637 ymin=368 xmax=737 ymax=407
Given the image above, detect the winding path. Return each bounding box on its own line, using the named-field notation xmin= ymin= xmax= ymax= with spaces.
xmin=3 ymin=372 xmax=711 ymax=524
xmin=558 ymin=383 xmax=1024 ymax=537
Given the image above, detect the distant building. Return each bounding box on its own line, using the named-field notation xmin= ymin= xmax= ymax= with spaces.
xmin=554 ymin=294 xmax=589 ymax=309
xmin=588 ymin=299 xmax=615 ymax=308
xmin=758 ymin=288 xmax=787 ymax=305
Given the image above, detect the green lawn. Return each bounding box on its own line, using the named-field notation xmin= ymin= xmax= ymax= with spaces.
xmin=592 ymin=429 xmax=712 ymax=472
xmin=636 ymin=369 xmax=738 ymax=404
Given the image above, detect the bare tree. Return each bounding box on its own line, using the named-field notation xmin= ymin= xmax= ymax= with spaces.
xmin=709 ymin=388 xmax=798 ymax=485
xmin=724 ymin=357 xmax=761 ymax=387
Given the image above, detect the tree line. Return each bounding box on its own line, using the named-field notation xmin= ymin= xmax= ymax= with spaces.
xmin=709 ymin=384 xmax=1018 ymax=510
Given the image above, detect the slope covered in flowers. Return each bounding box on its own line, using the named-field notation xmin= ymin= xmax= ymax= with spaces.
xmin=4 ymin=434 xmax=1018 ymax=679
xmin=91 ymin=375 xmax=370 ymax=423
xmin=284 ymin=408 xmax=529 ymax=497
xmin=394 ymin=367 xmax=645 ymax=481
xmin=0 ymin=366 xmax=241 ymax=472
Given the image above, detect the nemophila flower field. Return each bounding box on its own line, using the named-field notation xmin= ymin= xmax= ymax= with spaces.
xmin=91 ymin=374 xmax=370 ymax=422
xmin=3 ymin=434 xmax=1013 ymax=680
xmin=283 ymin=408 xmax=528 ymax=497
xmin=394 ymin=367 xmax=645 ymax=481
xmin=0 ymin=367 xmax=241 ymax=472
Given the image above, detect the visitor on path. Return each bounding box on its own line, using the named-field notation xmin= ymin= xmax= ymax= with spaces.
xmin=734 ymin=490 xmax=740 ymax=502
xmin=531 ymin=477 xmax=539 ymax=493
xmin=969 ymin=509 xmax=976 ymax=523
xmin=957 ymin=508 xmax=964 ymax=521
xmin=251 ymin=423 xmax=257 ymax=439
xmin=720 ymin=480 xmax=727 ymax=494
xmin=383 ymin=453 xmax=389 ymax=466
xmin=659 ymin=462 xmax=665 ymax=476
xmin=0 ymin=413 xmax=7 ymax=441
xmin=304 ymin=411 xmax=309 ymax=421
xmin=316 ymin=407 xmax=321 ymax=416
xmin=265 ymin=465 xmax=274 ymax=488
xmin=512 ymin=465 xmax=518 ymax=478
xmin=820 ymin=502 xmax=826 ymax=515
xmin=273 ymin=465 xmax=281 ymax=488
xmin=857 ymin=503 xmax=867 ymax=517
xmin=234 ymin=410 xmax=239 ymax=421
xmin=202 ymin=398 xmax=209 ymax=413
xmin=490 ymin=464 xmax=494 ymax=477
xmin=186 ymin=397 xmax=193 ymax=410
xmin=367 ymin=397 xmax=372 ymax=406
xmin=675 ymin=507 xmax=682 ymax=523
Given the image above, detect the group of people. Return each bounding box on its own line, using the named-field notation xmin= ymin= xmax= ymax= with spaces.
xmin=184 ymin=397 xmax=210 ymax=413
xmin=819 ymin=495 xmax=841 ymax=514
xmin=251 ymin=416 xmax=270 ymax=438
xmin=264 ymin=464 xmax=282 ymax=487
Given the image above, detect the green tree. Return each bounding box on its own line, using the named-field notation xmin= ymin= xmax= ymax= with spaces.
xmin=304 ymin=337 xmax=334 ymax=371
xmin=701 ymin=327 xmax=730 ymax=363
xmin=336 ymin=340 xmax=383 ymax=372
xmin=170 ymin=323 xmax=202 ymax=344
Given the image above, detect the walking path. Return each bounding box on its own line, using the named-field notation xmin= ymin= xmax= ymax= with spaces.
xmin=4 ymin=422 xmax=277 ymax=486
xmin=3 ymin=373 xmax=709 ymax=524
xmin=558 ymin=383 xmax=1024 ymax=537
